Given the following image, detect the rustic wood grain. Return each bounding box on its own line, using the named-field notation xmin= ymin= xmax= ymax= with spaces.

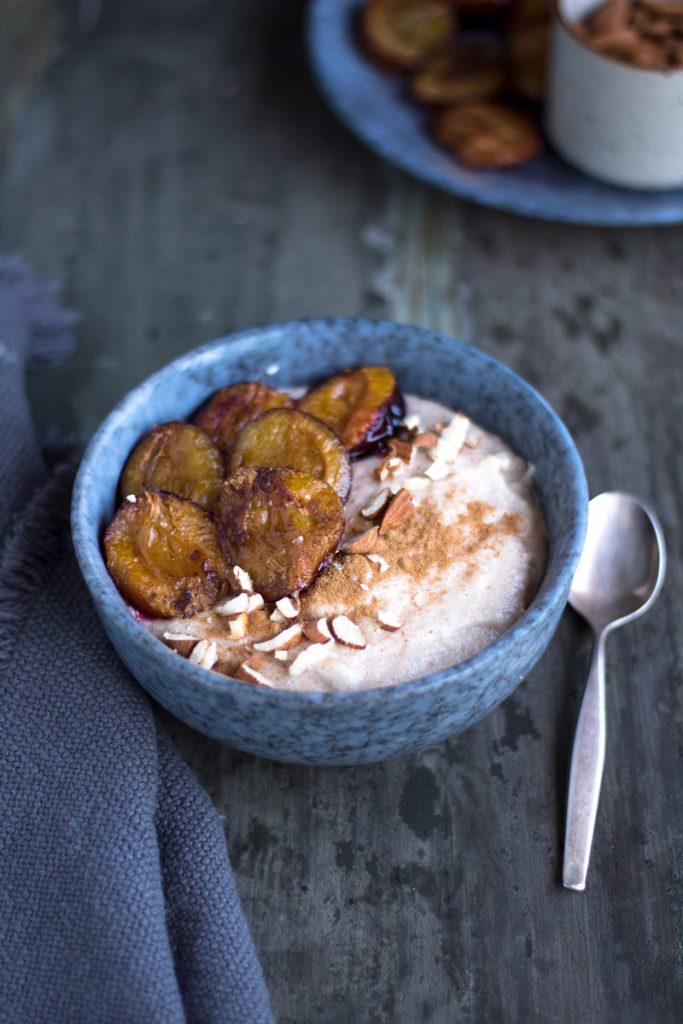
xmin=1 ymin=2 xmax=681 ymax=1022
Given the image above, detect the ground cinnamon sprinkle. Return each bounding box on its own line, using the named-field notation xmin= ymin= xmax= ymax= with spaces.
xmin=301 ymin=493 xmax=522 ymax=618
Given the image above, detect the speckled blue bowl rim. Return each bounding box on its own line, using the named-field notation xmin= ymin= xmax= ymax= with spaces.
xmin=72 ymin=317 xmax=588 ymax=715
xmin=307 ymin=0 xmax=683 ymax=227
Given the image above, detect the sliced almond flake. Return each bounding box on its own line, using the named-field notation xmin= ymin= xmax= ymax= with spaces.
xmin=367 ymin=553 xmax=389 ymax=573
xmin=247 ymin=592 xmax=265 ymax=613
xmin=253 ymin=623 xmax=303 ymax=652
xmin=189 ymin=639 xmax=218 ymax=670
xmin=215 ymin=592 xmax=250 ymax=616
xmin=289 ymin=640 xmax=335 ymax=677
xmin=403 ymin=476 xmax=431 ymax=494
xmin=361 ymin=488 xmax=391 ymax=519
xmin=424 ymin=459 xmax=451 ymax=481
xmin=125 ymin=494 xmax=137 ymax=503
xmin=228 ymin=613 xmax=249 ymax=639
xmin=303 ymin=618 xmax=333 ymax=644
xmin=237 ymin=660 xmax=277 ymax=687
xmin=270 ymin=607 xmax=288 ymax=623
xmin=163 ymin=631 xmax=196 ymax=641
xmin=275 ymin=595 xmax=301 ymax=619
xmin=330 ymin=615 xmax=367 ymax=650
xmin=377 ymin=610 xmax=403 ymax=632
xmin=230 ymin=565 xmax=253 ymax=592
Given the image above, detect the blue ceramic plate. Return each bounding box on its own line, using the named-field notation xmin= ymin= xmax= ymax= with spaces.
xmin=308 ymin=0 xmax=683 ymax=226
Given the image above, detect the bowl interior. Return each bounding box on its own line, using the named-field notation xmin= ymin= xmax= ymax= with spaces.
xmin=72 ymin=318 xmax=587 ymax=699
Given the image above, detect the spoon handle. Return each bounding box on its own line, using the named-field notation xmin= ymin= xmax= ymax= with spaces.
xmin=563 ymin=632 xmax=607 ymax=891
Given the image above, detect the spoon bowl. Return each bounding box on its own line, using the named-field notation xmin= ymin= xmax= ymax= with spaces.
xmin=569 ymin=492 xmax=666 ymax=634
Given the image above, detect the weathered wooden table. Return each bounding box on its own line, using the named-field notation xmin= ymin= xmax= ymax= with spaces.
xmin=2 ymin=2 xmax=681 ymax=1021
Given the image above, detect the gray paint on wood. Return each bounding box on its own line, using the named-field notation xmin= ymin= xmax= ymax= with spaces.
xmin=1 ymin=2 xmax=681 ymax=1021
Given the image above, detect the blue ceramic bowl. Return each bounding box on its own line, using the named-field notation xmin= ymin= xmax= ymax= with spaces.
xmin=72 ymin=318 xmax=587 ymax=765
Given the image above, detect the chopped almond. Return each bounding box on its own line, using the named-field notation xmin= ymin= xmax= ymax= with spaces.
xmin=303 ymin=618 xmax=333 ymax=644
xmin=274 ymin=649 xmax=291 ymax=662
xmin=270 ymin=607 xmax=288 ymax=624
xmin=379 ymin=489 xmax=414 ymax=534
xmin=361 ymin=488 xmax=391 ymax=519
xmin=162 ymin=632 xmax=198 ymax=657
xmin=189 ymin=639 xmax=218 ymax=670
xmin=236 ymin=659 xmax=276 ymax=687
xmin=377 ymin=610 xmax=403 ymax=632
xmin=414 ymin=432 xmax=438 ymax=448
xmin=230 ymin=565 xmax=253 ymax=592
xmin=289 ymin=640 xmax=335 ymax=677
xmin=228 ymin=613 xmax=249 ymax=639
xmin=214 ymin=592 xmax=250 ymax=616
xmin=247 ymin=592 xmax=264 ymax=613
xmin=376 ymin=456 xmax=403 ymax=482
xmin=425 ymin=459 xmax=450 ymax=481
xmin=330 ymin=615 xmax=367 ymax=649
xmin=388 ymin=438 xmax=414 ymax=463
xmin=275 ymin=595 xmax=301 ymax=619
xmin=342 ymin=526 xmax=379 ymax=554
xmin=253 ymin=623 xmax=303 ymax=652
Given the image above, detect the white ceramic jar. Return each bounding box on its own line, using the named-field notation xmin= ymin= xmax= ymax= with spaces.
xmin=546 ymin=0 xmax=683 ymax=190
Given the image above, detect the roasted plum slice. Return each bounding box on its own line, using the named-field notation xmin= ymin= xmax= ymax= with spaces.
xmin=360 ymin=0 xmax=457 ymax=70
xmin=216 ymin=468 xmax=344 ymax=601
xmin=104 ymin=491 xmax=227 ymax=618
xmin=433 ymin=101 xmax=543 ymax=169
xmin=118 ymin=421 xmax=223 ymax=511
xmin=411 ymin=37 xmax=506 ymax=105
xmin=297 ymin=366 xmax=404 ymax=457
xmin=194 ymin=381 xmax=294 ymax=460
xmin=230 ymin=409 xmax=352 ymax=502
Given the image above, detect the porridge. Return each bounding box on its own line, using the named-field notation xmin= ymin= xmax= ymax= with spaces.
xmin=104 ymin=368 xmax=546 ymax=692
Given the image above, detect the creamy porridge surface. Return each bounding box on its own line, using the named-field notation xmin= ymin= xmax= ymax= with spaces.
xmin=147 ymin=395 xmax=547 ymax=692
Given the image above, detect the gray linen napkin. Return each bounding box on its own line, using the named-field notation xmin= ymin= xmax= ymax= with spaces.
xmin=0 ymin=258 xmax=276 ymax=1024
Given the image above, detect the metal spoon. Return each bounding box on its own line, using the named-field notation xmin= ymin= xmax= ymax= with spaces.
xmin=563 ymin=491 xmax=666 ymax=891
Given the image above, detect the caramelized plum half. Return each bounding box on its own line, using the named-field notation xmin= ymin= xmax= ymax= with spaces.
xmin=433 ymin=101 xmax=543 ymax=169
xmin=105 ymin=491 xmax=227 ymax=618
xmin=194 ymin=382 xmax=294 ymax=460
xmin=411 ymin=38 xmax=506 ymax=105
xmin=297 ymin=366 xmax=404 ymax=457
xmin=216 ymin=468 xmax=344 ymax=601
xmin=230 ymin=409 xmax=352 ymax=501
xmin=118 ymin=422 xmax=223 ymax=511
xmin=360 ymin=0 xmax=457 ymax=70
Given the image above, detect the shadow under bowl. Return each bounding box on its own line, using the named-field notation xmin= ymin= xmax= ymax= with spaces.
xmin=72 ymin=318 xmax=587 ymax=765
